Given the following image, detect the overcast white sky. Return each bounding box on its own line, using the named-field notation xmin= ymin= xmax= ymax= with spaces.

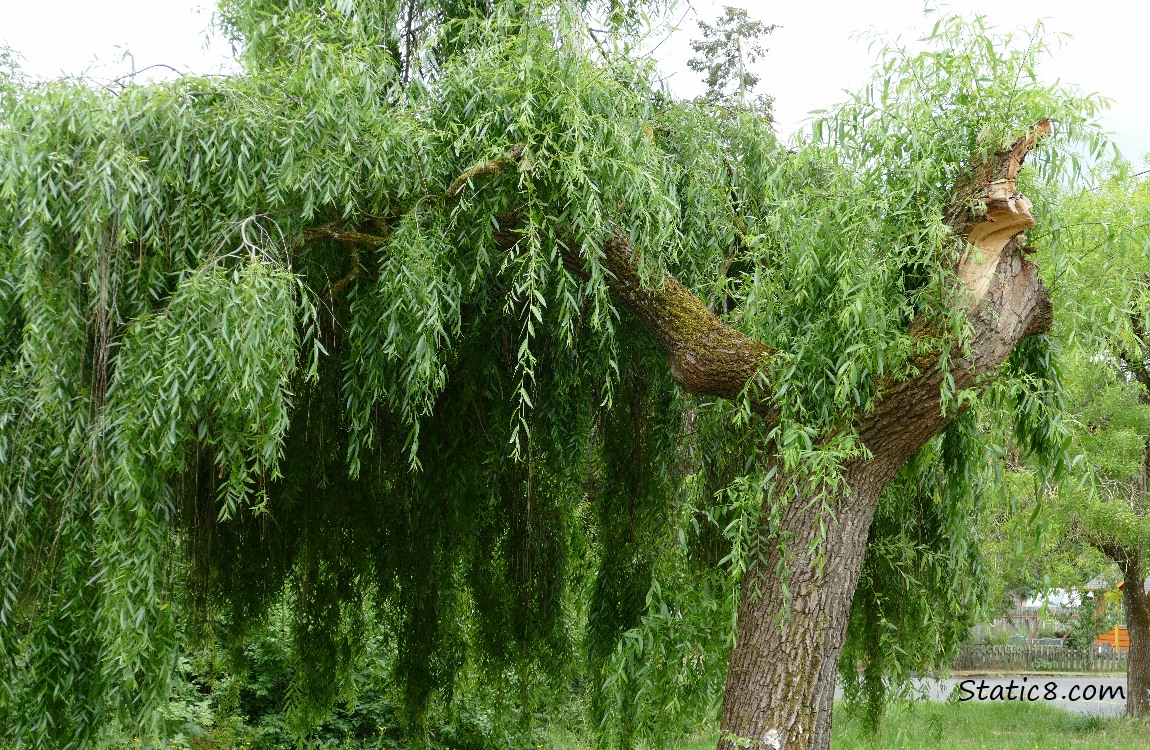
xmin=3 ymin=0 xmax=1147 ymax=159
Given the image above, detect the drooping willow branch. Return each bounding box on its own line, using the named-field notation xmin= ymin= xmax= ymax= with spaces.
xmin=300 ymin=122 xmax=1053 ymax=422
xmin=303 ymin=148 xmax=528 ymax=297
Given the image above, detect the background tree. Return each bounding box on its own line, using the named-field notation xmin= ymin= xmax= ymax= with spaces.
xmin=687 ymin=5 xmax=776 ymax=107
xmin=0 ymin=3 xmax=1107 ymax=749
xmin=1065 ymin=587 xmax=1122 ymax=649
xmin=1029 ymin=166 xmax=1150 ymax=714
xmin=974 ymin=483 xmax=1117 ymax=646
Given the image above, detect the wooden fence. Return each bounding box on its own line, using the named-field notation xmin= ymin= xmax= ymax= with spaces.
xmin=953 ymin=644 xmax=1127 ymax=673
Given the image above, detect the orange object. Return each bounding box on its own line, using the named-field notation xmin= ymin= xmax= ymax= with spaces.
xmin=1094 ymin=625 xmax=1130 ymax=652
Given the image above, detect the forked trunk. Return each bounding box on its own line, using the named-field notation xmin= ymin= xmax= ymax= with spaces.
xmin=1123 ymin=555 xmax=1150 ymax=716
xmin=715 ymin=391 xmax=986 ymax=748
xmin=718 ymin=245 xmax=1053 ymax=750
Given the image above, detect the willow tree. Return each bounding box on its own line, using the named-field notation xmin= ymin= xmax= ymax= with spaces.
xmin=0 ymin=3 xmax=1105 ymax=749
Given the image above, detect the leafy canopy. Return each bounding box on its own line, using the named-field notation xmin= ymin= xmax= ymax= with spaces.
xmin=0 ymin=1 xmax=1109 ymax=746
xmin=1036 ymin=165 xmax=1150 ymax=558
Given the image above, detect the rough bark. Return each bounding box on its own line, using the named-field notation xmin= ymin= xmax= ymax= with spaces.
xmin=717 ymin=241 xmax=1052 ymax=750
xmin=1110 ymin=309 xmax=1150 ymax=717
xmin=1095 ymin=542 xmax=1150 ymax=717
xmin=1122 ymin=554 xmax=1150 ymax=716
xmin=1134 ymin=381 xmax=1150 ymax=718
xmin=572 ymin=234 xmax=775 ymax=409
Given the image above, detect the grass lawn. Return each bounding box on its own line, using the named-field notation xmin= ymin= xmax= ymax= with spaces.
xmin=673 ymin=701 xmax=1150 ymax=750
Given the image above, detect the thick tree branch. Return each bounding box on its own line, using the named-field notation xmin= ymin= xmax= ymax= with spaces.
xmin=531 ymin=121 xmax=1053 ymax=426
xmin=321 ymin=243 xmax=361 ymax=300
xmin=1091 ymin=538 xmax=1138 ymax=568
xmin=303 ymin=222 xmax=391 ymax=248
xmin=575 ymin=234 xmax=775 ymax=409
xmin=302 ymin=218 xmax=392 ymax=298
xmin=444 ymin=145 xmax=526 ymax=199
xmin=855 ymin=244 xmax=1052 ymax=483
xmin=489 ymin=216 xmax=777 ymax=416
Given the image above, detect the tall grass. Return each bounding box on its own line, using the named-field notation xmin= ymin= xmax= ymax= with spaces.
xmin=667 ymin=702 xmax=1150 ymax=750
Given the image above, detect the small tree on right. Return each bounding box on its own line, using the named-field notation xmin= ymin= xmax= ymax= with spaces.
xmin=1041 ymin=164 xmax=1150 ymax=715
xmin=1065 ymin=586 xmax=1120 ymax=650
xmin=687 ymin=5 xmax=777 ymax=107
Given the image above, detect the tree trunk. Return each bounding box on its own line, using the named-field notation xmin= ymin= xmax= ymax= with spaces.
xmin=717 ymin=467 xmax=882 ymax=750
xmin=1116 ymin=288 xmax=1150 ymax=717
xmin=717 ymin=240 xmax=1052 ymax=749
xmin=1122 ymin=554 xmax=1150 ymax=716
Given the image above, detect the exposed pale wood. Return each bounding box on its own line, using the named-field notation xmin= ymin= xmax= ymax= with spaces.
xmin=954 ymin=120 xmax=1051 ymax=304
xmin=957 ymin=181 xmax=1036 ymax=302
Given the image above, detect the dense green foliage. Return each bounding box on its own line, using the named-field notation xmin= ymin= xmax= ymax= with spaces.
xmin=0 ymin=1 xmax=1113 ymax=747
xmin=983 ymin=166 xmax=1150 ymax=618
xmin=1064 ymin=591 xmax=1121 ymax=649
xmin=1042 ymin=166 xmax=1150 ymax=553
